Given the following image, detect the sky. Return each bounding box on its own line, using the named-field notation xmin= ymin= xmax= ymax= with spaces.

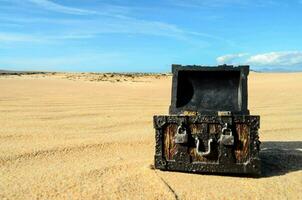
xmin=0 ymin=0 xmax=302 ymax=72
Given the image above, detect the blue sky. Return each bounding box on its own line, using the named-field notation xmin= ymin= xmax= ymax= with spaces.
xmin=0 ymin=0 xmax=302 ymax=72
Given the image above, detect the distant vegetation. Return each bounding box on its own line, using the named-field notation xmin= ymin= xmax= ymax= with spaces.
xmin=0 ymin=70 xmax=49 ymax=75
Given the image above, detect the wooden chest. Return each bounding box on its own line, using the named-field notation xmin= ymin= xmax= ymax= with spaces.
xmin=153 ymin=65 xmax=261 ymax=175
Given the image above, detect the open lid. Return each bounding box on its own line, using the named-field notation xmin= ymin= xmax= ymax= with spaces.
xmin=169 ymin=64 xmax=250 ymax=115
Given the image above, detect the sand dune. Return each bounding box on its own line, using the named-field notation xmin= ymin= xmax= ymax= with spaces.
xmin=0 ymin=72 xmax=301 ymax=199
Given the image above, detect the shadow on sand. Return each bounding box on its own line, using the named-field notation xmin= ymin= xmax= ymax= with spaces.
xmin=150 ymin=141 xmax=301 ymax=178
xmin=260 ymin=141 xmax=302 ymax=177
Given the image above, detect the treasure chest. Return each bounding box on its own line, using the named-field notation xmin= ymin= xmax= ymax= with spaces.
xmin=153 ymin=64 xmax=261 ymax=175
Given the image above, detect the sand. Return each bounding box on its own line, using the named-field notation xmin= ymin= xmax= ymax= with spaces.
xmin=0 ymin=72 xmax=301 ymax=200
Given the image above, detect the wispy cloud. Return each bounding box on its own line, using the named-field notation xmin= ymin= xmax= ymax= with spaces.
xmin=27 ymin=0 xmax=130 ymax=18
xmin=0 ymin=31 xmax=93 ymax=43
xmin=170 ymin=0 xmax=281 ymax=8
xmin=171 ymin=0 xmax=247 ymax=8
xmin=28 ymin=0 xmax=99 ymax=15
xmin=0 ymin=19 xmax=192 ymax=43
xmin=0 ymin=0 xmax=234 ymax=60
xmin=0 ymin=32 xmax=42 ymax=42
xmin=216 ymin=53 xmax=248 ymax=64
xmin=0 ymin=0 xmax=232 ymax=46
xmin=216 ymin=51 xmax=302 ymax=67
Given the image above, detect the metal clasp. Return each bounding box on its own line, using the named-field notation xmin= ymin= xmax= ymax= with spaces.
xmin=195 ymin=137 xmax=213 ymax=156
xmin=218 ymin=111 xmax=232 ymax=116
xmin=219 ymin=123 xmax=234 ymax=146
xmin=174 ymin=123 xmax=188 ymax=144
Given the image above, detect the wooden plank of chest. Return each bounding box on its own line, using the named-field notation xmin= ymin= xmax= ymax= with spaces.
xmin=234 ymin=123 xmax=250 ymax=163
xmin=163 ymin=124 xmax=178 ymax=160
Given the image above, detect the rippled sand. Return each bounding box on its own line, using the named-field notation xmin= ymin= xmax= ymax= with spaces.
xmin=0 ymin=72 xmax=301 ymax=199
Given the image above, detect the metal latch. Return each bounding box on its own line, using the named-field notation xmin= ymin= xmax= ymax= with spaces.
xmin=218 ymin=123 xmax=234 ymax=146
xmin=218 ymin=111 xmax=232 ymax=116
xmin=195 ymin=137 xmax=213 ymax=156
xmin=174 ymin=123 xmax=188 ymax=144
xmin=183 ymin=111 xmax=197 ymax=116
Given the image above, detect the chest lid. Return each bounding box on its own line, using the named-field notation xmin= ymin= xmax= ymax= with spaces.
xmin=169 ymin=64 xmax=249 ymax=115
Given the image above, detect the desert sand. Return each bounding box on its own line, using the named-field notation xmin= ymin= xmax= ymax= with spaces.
xmin=0 ymin=72 xmax=301 ymax=200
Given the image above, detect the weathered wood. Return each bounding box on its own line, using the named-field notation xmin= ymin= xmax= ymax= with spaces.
xmin=164 ymin=124 xmax=177 ymax=160
xmin=234 ymin=124 xmax=249 ymax=163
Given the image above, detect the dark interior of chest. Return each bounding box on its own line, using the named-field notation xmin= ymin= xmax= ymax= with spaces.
xmin=175 ymin=70 xmax=242 ymax=113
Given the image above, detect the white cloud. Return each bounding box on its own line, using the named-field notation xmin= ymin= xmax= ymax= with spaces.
xmin=170 ymin=0 xmax=280 ymax=8
xmin=216 ymin=51 xmax=302 ymax=67
xmin=216 ymin=53 xmax=248 ymax=64
xmin=0 ymin=19 xmax=189 ymax=43
xmin=27 ymin=0 xmax=98 ymax=15
xmin=0 ymin=32 xmax=42 ymax=42
xmin=0 ymin=16 xmax=228 ymax=45
xmin=170 ymin=0 xmax=247 ymax=8
xmin=246 ymin=51 xmax=302 ymax=66
xmin=24 ymin=0 xmax=131 ymax=18
xmin=0 ymin=0 xmax=233 ymax=47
